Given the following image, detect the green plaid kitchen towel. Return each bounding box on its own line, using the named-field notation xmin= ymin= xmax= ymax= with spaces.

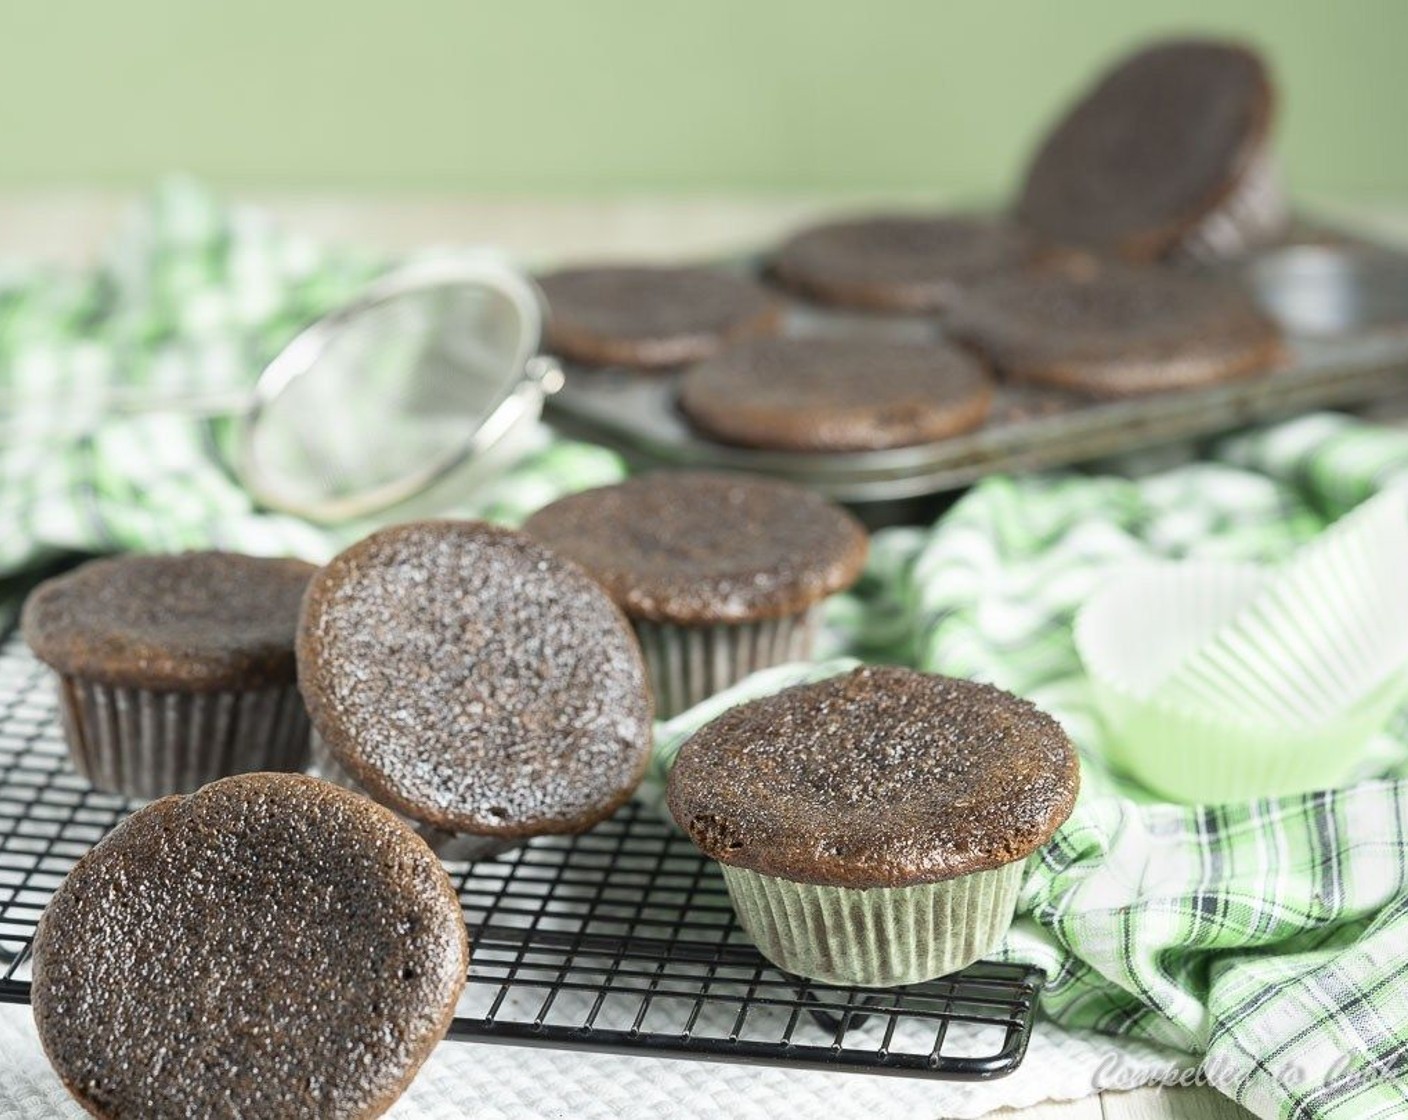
xmin=7 ymin=182 xmax=1408 ymax=1120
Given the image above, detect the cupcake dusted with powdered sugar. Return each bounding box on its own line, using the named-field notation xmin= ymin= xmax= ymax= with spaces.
xmin=297 ymin=520 xmax=653 ymax=858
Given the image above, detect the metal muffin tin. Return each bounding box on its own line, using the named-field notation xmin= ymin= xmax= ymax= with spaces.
xmin=545 ymin=233 xmax=1408 ymax=522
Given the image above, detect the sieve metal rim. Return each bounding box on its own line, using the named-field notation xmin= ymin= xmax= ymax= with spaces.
xmin=235 ymin=257 xmax=562 ymax=523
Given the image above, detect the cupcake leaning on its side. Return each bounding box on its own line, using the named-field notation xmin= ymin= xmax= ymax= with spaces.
xmin=1017 ymin=38 xmax=1286 ymax=262
xmin=31 ymin=773 xmax=468 ymax=1119
xmin=297 ymin=520 xmax=654 ymax=860
xmin=21 ymin=552 xmax=316 ymax=801
xmin=667 ymin=667 xmax=1079 ymax=986
xmin=524 ymin=472 xmax=869 ymax=718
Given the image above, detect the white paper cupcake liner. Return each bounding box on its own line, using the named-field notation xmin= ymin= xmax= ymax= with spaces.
xmin=1177 ymin=147 xmax=1289 ymax=262
xmin=1076 ymin=560 xmax=1408 ymax=803
xmin=633 ymin=610 xmax=817 ymax=720
xmin=310 ymin=733 xmax=519 ymax=862
xmin=55 ymin=676 xmax=311 ymax=801
xmin=1155 ymin=486 xmax=1408 ymax=727
xmin=720 ymin=860 xmax=1024 ymax=988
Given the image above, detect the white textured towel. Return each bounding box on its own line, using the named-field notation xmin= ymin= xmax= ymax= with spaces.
xmin=0 ymin=1003 xmax=1190 ymax=1119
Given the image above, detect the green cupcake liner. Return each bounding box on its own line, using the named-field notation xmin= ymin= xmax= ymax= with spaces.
xmin=1089 ymin=671 xmax=1406 ymax=803
xmin=720 ymin=860 xmax=1024 ymax=987
xmin=1076 ymin=558 xmax=1408 ymax=803
xmin=1154 ymin=486 xmax=1408 ymax=727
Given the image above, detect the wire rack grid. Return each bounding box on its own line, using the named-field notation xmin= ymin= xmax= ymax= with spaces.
xmin=0 ymin=628 xmax=1042 ymax=1080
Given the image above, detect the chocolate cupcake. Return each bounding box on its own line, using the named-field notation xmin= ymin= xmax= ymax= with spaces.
xmin=679 ymin=336 xmax=994 ymax=452
xmin=297 ymin=521 xmax=653 ymax=859
xmin=772 ymin=214 xmax=1033 ymax=313
xmin=524 ymin=473 xmax=868 ymax=717
xmin=1017 ymin=38 xmax=1286 ymax=262
xmin=668 ymin=667 xmax=1079 ymax=985
xmin=536 ymin=264 xmax=780 ymax=370
xmin=944 ymin=263 xmax=1284 ymax=397
xmin=32 ymin=773 xmax=468 ymax=1119
xmin=21 ymin=551 xmax=315 ymax=800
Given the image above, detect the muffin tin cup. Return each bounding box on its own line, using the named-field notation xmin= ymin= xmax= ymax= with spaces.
xmin=1177 ymin=147 xmax=1288 ymax=262
xmin=1075 ymin=560 xmax=1408 ymax=803
xmin=310 ymin=733 xmax=521 ymax=863
xmin=719 ymin=860 xmax=1025 ymax=988
xmin=634 ymin=610 xmax=818 ymax=720
xmin=54 ymin=676 xmax=311 ymax=802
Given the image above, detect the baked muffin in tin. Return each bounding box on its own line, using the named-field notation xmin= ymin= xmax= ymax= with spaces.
xmin=772 ymin=214 xmax=1034 ymax=313
xmin=679 ymin=336 xmax=995 ymax=452
xmin=944 ymin=262 xmax=1285 ymax=397
xmin=537 ymin=264 xmax=781 ymax=370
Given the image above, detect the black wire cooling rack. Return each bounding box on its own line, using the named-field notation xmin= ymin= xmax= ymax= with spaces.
xmin=0 ymin=628 xmax=1042 ymax=1080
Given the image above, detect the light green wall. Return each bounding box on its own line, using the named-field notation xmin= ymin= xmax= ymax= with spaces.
xmin=1 ymin=1 xmax=1402 ymax=197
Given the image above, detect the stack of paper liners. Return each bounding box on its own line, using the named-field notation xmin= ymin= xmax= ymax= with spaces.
xmin=1076 ymin=488 xmax=1408 ymax=802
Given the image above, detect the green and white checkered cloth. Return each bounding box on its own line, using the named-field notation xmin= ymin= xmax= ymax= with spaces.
xmin=6 ymin=183 xmax=1408 ymax=1119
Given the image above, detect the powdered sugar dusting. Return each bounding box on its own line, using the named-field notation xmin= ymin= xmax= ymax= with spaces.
xmin=298 ymin=521 xmax=653 ymax=837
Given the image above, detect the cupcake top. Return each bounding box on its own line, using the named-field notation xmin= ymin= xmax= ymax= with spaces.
xmin=22 ymin=551 xmax=316 ymax=692
xmin=297 ymin=521 xmax=653 ymax=837
xmin=537 ymin=264 xmax=780 ymax=369
xmin=523 ymin=472 xmax=869 ymax=625
xmin=944 ymin=263 xmax=1284 ymax=396
xmin=667 ymin=667 xmax=1079 ymax=888
xmin=772 ymin=214 xmax=1033 ymax=313
xmin=31 ymin=773 xmax=467 ymax=1120
xmin=679 ymin=336 xmax=994 ymax=452
xmin=1017 ymin=38 xmax=1275 ymax=260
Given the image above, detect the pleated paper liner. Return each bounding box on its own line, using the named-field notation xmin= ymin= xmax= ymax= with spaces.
xmin=720 ymin=860 xmax=1025 ymax=988
xmin=1152 ymin=486 xmax=1408 ymax=728
xmin=1076 ymin=561 xmax=1408 ymax=803
xmin=55 ymin=676 xmax=310 ymax=801
xmin=1176 ymin=148 xmax=1289 ymax=262
xmin=633 ymin=610 xmax=817 ymax=720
